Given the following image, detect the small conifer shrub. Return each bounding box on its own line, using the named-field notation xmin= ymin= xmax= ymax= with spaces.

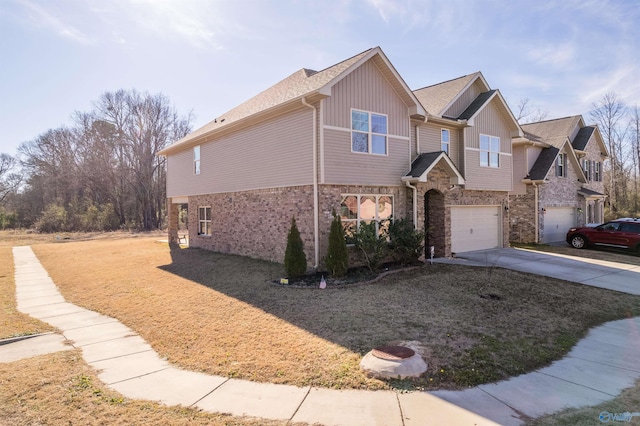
xmin=325 ymin=210 xmax=349 ymax=277
xmin=284 ymin=216 xmax=307 ymax=278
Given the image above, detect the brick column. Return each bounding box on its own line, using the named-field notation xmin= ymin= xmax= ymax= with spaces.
xmin=168 ymin=200 xmax=179 ymax=244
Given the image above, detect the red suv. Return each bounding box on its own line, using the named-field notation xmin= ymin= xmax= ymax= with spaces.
xmin=566 ymin=218 xmax=640 ymax=254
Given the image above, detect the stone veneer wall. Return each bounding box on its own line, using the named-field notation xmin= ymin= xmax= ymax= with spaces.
xmin=186 ymin=184 xmax=408 ymax=269
xmin=509 ymin=185 xmax=536 ymax=243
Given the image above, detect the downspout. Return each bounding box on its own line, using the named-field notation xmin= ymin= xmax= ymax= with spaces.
xmin=533 ymin=182 xmax=539 ymax=243
xmin=301 ymin=97 xmax=319 ymax=269
xmin=405 ymin=180 xmax=418 ymax=230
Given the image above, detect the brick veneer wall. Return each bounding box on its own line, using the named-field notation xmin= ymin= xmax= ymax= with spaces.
xmin=414 ymin=163 xmax=510 ymax=257
xmin=185 ymin=184 xmax=408 ymax=269
xmin=509 ymin=185 xmax=536 ymax=243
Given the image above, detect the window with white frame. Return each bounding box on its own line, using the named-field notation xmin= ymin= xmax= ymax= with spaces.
xmin=198 ymin=206 xmax=211 ymax=236
xmin=194 ymin=145 xmax=201 ymax=175
xmin=441 ymin=129 xmax=450 ymax=154
xmin=595 ymin=162 xmax=602 ymax=181
xmin=351 ymin=110 xmax=388 ymax=155
xmin=479 ymin=134 xmax=499 ymax=168
xmin=340 ymin=194 xmax=393 ymax=240
xmin=583 ymin=159 xmax=591 ymax=181
xmin=556 ymin=153 xmax=567 ymax=177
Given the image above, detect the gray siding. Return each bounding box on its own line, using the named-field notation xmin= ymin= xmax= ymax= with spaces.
xmin=167 ymin=108 xmax=313 ymax=197
xmin=324 ymin=59 xmax=410 ymax=137
xmin=463 ymin=100 xmax=514 ymax=191
xmin=323 ymin=128 xmax=410 ymax=185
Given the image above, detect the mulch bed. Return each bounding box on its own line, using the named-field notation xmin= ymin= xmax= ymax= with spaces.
xmin=270 ymin=262 xmax=423 ymax=289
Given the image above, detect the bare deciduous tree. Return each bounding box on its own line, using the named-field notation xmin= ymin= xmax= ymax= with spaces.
xmin=513 ymin=98 xmax=549 ymax=124
xmin=590 ymin=92 xmax=627 ymax=214
xmin=0 ymin=153 xmax=21 ymax=203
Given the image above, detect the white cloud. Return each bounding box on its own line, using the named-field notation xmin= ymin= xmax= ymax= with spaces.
xmin=527 ymin=43 xmax=576 ymax=69
xmin=17 ymin=0 xmax=94 ymax=45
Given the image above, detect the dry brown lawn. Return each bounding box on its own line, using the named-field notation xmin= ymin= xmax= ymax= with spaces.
xmin=0 ymin=350 xmax=291 ymax=426
xmin=24 ymin=237 xmax=640 ymax=391
xmin=0 ymin=245 xmax=54 ymax=339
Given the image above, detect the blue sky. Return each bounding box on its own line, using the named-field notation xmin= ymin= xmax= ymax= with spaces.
xmin=1 ymin=0 xmax=639 ymax=156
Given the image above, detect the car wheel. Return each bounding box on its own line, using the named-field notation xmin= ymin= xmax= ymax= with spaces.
xmin=570 ymin=235 xmax=587 ymax=249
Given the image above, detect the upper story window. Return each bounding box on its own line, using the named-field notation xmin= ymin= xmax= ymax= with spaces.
xmin=441 ymin=129 xmax=450 ymax=154
xmin=194 ymin=145 xmax=201 ymax=175
xmin=479 ymin=134 xmax=499 ymax=168
xmin=595 ymin=161 xmax=602 ymax=182
xmin=583 ymin=159 xmax=591 ymax=181
xmin=556 ymin=153 xmax=567 ymax=177
xmin=351 ymin=109 xmax=387 ymax=155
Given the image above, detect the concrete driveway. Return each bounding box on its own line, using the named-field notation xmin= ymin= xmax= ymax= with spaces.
xmin=436 ymin=247 xmax=640 ymax=296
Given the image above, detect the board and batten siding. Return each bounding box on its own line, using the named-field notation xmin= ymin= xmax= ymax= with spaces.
xmin=166 ymin=108 xmax=313 ymax=197
xmin=443 ymin=80 xmax=483 ymax=118
xmin=323 ymin=59 xmax=410 ymax=138
xmin=462 ymin=100 xmax=513 ymax=191
xmin=323 ymin=128 xmax=410 ymax=186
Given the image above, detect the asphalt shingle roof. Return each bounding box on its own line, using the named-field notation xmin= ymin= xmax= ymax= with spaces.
xmin=572 ymin=126 xmax=595 ymax=151
xmin=457 ymin=90 xmax=496 ymax=120
xmin=521 ymin=116 xmax=582 ymax=148
xmin=165 ymin=48 xmax=374 ymax=150
xmin=405 ymin=152 xmax=446 ymax=178
xmin=412 ymin=73 xmax=479 ymax=117
xmin=527 ymin=146 xmax=559 ymax=181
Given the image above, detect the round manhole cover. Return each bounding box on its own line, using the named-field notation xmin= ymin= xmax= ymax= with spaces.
xmin=371 ymin=345 xmax=415 ymax=360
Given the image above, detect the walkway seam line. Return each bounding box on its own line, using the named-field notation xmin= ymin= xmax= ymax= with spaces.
xmin=106 ymin=367 xmax=172 ymax=385
xmin=536 ymin=371 xmax=616 ymax=397
xmin=287 ymin=385 xmax=311 ymax=424
xmin=395 ymin=392 xmax=406 ymax=426
xmin=189 ymin=377 xmax=231 ymax=407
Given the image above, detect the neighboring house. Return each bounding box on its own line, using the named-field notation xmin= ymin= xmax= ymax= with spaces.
xmin=509 ymin=116 xmax=609 ymax=243
xmin=159 ymin=47 xmax=523 ymax=268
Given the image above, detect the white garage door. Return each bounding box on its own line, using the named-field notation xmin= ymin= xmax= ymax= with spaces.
xmin=451 ymin=206 xmax=501 ymax=254
xmin=543 ymin=207 xmax=575 ymax=243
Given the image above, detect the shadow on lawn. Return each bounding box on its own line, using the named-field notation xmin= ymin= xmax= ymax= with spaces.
xmin=160 ymin=243 xmax=441 ymax=356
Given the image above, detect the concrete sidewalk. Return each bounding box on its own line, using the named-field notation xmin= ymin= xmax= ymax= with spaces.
xmin=4 ymin=246 xmax=640 ymax=425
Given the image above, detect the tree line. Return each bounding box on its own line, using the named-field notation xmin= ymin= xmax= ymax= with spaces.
xmin=0 ymin=89 xmax=192 ymax=231
xmin=590 ymin=93 xmax=640 ymax=218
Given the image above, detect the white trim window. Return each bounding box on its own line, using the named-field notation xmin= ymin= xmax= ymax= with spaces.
xmin=198 ymin=206 xmax=211 ymax=236
xmin=351 ymin=109 xmax=388 ymax=155
xmin=479 ymin=134 xmax=499 ymax=168
xmin=340 ymin=194 xmax=393 ymax=239
xmin=595 ymin=162 xmax=602 ymax=182
xmin=556 ymin=153 xmax=567 ymax=177
xmin=194 ymin=145 xmax=201 ymax=175
xmin=583 ymin=159 xmax=591 ymax=181
xmin=441 ymin=129 xmax=450 ymax=154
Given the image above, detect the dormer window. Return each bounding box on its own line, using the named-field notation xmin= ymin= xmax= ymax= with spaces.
xmin=351 ymin=109 xmax=387 ymax=155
